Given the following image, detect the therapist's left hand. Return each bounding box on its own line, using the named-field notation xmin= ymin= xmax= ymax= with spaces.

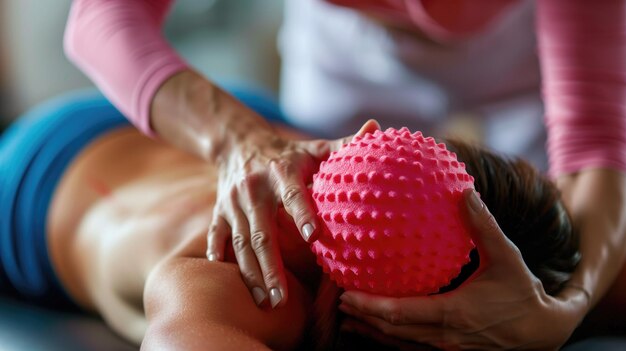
xmin=338 ymin=189 xmax=587 ymax=350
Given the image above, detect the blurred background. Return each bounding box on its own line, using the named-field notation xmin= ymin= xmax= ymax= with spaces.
xmin=0 ymin=0 xmax=285 ymax=124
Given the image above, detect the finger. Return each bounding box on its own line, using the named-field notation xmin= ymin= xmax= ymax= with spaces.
xmin=330 ymin=118 xmax=380 ymax=151
xmin=245 ymin=198 xmax=289 ymax=309
xmin=206 ymin=212 xmax=229 ymax=261
xmin=299 ymin=119 xmax=381 ymax=160
xmin=227 ymin=197 xmax=269 ymax=307
xmin=237 ymin=172 xmax=289 ymax=308
xmin=331 ymin=118 xmax=381 ymax=153
xmin=340 ymin=304 xmax=444 ymax=344
xmin=340 ymin=290 xmax=445 ymax=325
xmin=341 ymin=318 xmax=435 ymax=351
xmin=270 ymin=158 xmax=320 ymax=243
xmin=462 ymin=188 xmax=523 ymax=266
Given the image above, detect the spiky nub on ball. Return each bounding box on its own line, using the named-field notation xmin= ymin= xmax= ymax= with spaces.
xmin=311 ymin=127 xmax=475 ymax=297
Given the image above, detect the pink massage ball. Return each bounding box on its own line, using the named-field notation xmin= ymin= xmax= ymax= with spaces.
xmin=311 ymin=127 xmax=476 ymax=297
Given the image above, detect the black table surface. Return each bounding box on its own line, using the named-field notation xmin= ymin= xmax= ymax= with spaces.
xmin=0 ymin=297 xmax=136 ymax=351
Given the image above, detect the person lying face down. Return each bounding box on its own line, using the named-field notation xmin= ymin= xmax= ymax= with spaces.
xmin=0 ymin=92 xmax=578 ymax=351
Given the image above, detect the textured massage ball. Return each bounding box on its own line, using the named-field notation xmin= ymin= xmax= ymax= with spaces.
xmin=311 ymin=127 xmax=476 ymax=297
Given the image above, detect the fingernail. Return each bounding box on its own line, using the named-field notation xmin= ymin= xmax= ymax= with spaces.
xmin=467 ymin=189 xmax=484 ymax=213
xmin=251 ymin=287 xmax=267 ymax=306
xmin=302 ymin=223 xmax=315 ymax=241
xmin=269 ymin=288 xmax=282 ymax=308
xmin=207 ymin=252 xmax=218 ymax=261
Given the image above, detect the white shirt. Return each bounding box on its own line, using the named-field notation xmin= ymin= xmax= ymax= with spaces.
xmin=279 ymin=0 xmax=548 ymax=169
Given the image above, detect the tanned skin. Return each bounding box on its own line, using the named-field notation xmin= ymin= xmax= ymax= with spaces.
xmin=46 ymin=126 xmax=626 ymax=350
xmin=47 ymin=126 xmax=319 ymax=350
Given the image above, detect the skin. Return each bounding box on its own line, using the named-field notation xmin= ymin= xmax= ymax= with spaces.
xmin=339 ymin=190 xmax=587 ymax=350
xmin=151 ymin=67 xmax=626 ymax=349
xmin=339 ymin=172 xmax=626 ymax=350
xmin=139 ymin=0 xmax=626 ymax=346
xmin=45 ymin=116 xmax=626 ymax=350
xmin=47 ymin=126 xmax=321 ymax=350
xmin=334 ymin=1 xmax=626 ymax=348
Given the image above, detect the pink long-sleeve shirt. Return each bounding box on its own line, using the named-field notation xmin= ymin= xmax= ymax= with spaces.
xmin=64 ymin=0 xmax=187 ymax=137
xmin=64 ymin=0 xmax=626 ymax=176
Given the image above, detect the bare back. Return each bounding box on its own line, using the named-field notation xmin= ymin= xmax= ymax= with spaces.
xmin=47 ymin=127 xmax=319 ymax=347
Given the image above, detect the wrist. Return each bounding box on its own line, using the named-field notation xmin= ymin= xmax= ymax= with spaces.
xmin=181 ymin=74 xmax=282 ymax=165
xmin=152 ymin=70 xmax=282 ymax=164
xmin=558 ymin=283 xmax=593 ymax=322
xmin=532 ymin=286 xmax=590 ymax=349
xmin=182 ymin=74 xmax=234 ymax=163
xmin=151 ymin=70 xmax=248 ymax=163
xmin=562 ymin=284 xmax=591 ymax=307
xmin=151 ymin=69 xmax=220 ymax=159
xmin=556 ymin=169 xmax=626 ymax=310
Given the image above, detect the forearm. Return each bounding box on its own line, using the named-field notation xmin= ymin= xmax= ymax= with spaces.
xmin=558 ymin=169 xmax=626 ymax=310
xmin=537 ymin=0 xmax=626 ymax=318
xmin=150 ymin=70 xmax=278 ymax=163
xmin=537 ymin=0 xmax=626 ymax=176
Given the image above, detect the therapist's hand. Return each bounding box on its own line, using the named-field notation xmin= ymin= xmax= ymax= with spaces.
xmin=338 ymin=189 xmax=587 ymax=350
xmin=206 ymin=119 xmax=381 ymax=309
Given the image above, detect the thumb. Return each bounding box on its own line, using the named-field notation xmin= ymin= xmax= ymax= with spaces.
xmin=354 ymin=119 xmax=381 ymax=139
xmin=330 ymin=119 xmax=382 ymax=152
xmin=462 ymin=188 xmax=521 ymax=268
xmin=300 ymin=119 xmax=382 ymax=159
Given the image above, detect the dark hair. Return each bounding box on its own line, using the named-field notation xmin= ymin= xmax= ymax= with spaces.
xmin=445 ymin=139 xmax=580 ymax=295
xmin=306 ymin=139 xmax=580 ymax=351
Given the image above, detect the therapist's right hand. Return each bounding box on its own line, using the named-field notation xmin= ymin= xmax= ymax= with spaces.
xmin=152 ymin=70 xmax=380 ymax=309
xmin=207 ymin=129 xmax=333 ymax=309
xmin=206 ymin=119 xmax=381 ymax=309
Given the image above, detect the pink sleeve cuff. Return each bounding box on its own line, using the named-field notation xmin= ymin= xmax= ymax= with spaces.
xmin=134 ymin=58 xmax=188 ymax=138
xmin=64 ymin=0 xmax=188 ymax=137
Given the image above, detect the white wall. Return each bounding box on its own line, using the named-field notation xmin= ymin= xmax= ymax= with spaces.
xmin=2 ymin=0 xmax=86 ymax=118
